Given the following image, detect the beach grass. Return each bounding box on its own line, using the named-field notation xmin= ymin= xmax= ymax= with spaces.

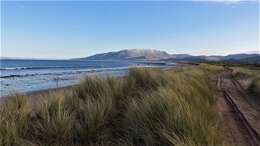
xmin=0 ymin=65 xmax=224 ymax=146
xmin=231 ymin=66 xmax=260 ymax=78
xmin=231 ymin=66 xmax=260 ymax=97
xmin=249 ymin=77 xmax=260 ymax=97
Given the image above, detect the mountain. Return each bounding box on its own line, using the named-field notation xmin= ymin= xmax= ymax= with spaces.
xmin=74 ymin=49 xmax=260 ymax=65
xmin=239 ymin=56 xmax=260 ymax=64
xmin=223 ymin=53 xmax=259 ymax=60
xmin=172 ymin=54 xmax=260 ymax=65
xmin=76 ymin=49 xmax=171 ymax=61
xmin=223 ymin=54 xmax=260 ymax=64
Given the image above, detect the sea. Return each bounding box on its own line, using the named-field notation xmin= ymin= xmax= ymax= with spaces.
xmin=0 ymin=59 xmax=174 ymax=97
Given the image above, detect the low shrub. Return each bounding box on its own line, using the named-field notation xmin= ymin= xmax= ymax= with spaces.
xmin=249 ymin=77 xmax=260 ymax=97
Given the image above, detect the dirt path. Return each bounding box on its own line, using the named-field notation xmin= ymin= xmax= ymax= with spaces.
xmin=216 ymin=69 xmax=260 ymax=146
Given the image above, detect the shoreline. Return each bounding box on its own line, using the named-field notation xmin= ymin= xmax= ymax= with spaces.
xmin=0 ymin=63 xmax=193 ymax=103
xmin=0 ymin=85 xmax=74 ymax=106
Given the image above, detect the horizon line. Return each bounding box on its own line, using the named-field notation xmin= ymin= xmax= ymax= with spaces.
xmin=1 ymin=49 xmax=259 ymax=60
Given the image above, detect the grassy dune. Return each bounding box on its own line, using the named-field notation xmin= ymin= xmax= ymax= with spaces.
xmin=250 ymin=78 xmax=260 ymax=97
xmin=0 ymin=65 xmax=224 ymax=146
xmin=231 ymin=66 xmax=260 ymax=97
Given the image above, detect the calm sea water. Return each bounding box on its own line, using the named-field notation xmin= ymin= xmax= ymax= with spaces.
xmin=0 ymin=59 xmax=173 ymax=97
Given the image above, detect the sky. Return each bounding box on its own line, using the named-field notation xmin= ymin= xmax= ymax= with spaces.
xmin=1 ymin=0 xmax=259 ymax=59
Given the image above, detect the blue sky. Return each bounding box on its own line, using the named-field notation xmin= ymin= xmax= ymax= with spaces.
xmin=1 ymin=1 xmax=259 ymax=59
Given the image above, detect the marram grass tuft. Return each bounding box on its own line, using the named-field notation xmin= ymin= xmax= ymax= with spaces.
xmin=0 ymin=65 xmax=224 ymax=146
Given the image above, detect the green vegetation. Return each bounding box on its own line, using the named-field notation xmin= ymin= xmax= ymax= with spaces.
xmin=232 ymin=66 xmax=260 ymax=78
xmin=249 ymin=78 xmax=260 ymax=97
xmin=0 ymin=65 xmax=224 ymax=146
xmin=231 ymin=66 xmax=260 ymax=97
